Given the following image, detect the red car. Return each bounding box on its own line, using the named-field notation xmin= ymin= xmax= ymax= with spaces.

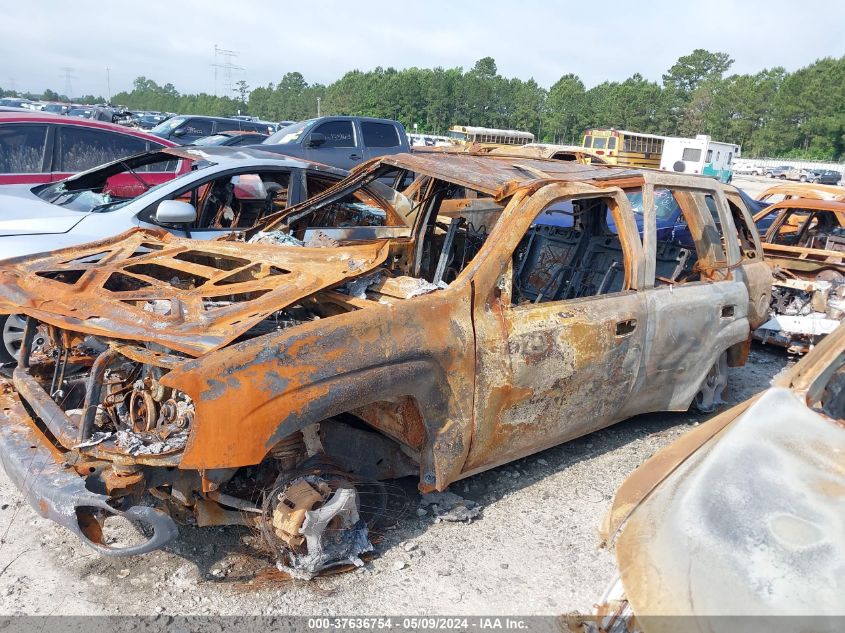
xmin=0 ymin=112 xmax=188 ymax=194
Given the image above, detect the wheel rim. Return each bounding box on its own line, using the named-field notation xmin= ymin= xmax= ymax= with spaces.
xmin=2 ymin=314 xmax=27 ymax=360
xmin=694 ymin=352 xmax=728 ymax=413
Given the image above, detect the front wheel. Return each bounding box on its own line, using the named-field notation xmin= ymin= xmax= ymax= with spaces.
xmin=799 ymin=175 xmax=807 ymax=182
xmin=0 ymin=313 xmax=26 ymax=365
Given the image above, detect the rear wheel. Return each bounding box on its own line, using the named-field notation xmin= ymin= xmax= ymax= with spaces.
xmin=692 ymin=351 xmax=728 ymax=414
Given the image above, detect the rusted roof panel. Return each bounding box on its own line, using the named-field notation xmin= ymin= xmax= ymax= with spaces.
xmin=379 ymin=152 xmax=639 ymax=197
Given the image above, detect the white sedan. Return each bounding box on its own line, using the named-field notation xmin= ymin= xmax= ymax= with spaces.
xmin=0 ymin=146 xmax=352 ymax=362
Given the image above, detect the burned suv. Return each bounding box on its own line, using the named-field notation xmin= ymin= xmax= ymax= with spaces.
xmin=0 ymin=152 xmax=771 ymax=575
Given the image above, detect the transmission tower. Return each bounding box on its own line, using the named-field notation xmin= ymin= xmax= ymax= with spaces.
xmin=211 ymin=45 xmax=244 ymax=97
xmin=59 ymin=67 xmax=78 ymax=99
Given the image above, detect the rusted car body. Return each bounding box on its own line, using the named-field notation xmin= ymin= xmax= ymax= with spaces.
xmin=488 ymin=143 xmax=610 ymax=165
xmin=756 ymin=182 xmax=845 ymax=204
xmin=753 ymin=198 xmax=845 ymax=352
xmin=590 ymin=322 xmax=845 ymax=633
xmin=436 ymin=142 xmax=609 ymax=165
xmin=0 ymin=153 xmax=771 ymax=572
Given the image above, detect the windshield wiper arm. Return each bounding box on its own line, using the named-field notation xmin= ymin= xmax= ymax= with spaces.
xmin=119 ymin=160 xmax=152 ymax=192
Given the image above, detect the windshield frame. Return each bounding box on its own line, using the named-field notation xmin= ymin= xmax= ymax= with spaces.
xmin=33 ymin=150 xmax=205 ymax=214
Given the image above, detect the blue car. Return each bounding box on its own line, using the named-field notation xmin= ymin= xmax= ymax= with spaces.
xmin=535 ymin=187 xmax=768 ymax=247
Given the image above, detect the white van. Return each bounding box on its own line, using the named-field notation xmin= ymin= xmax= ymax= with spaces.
xmin=660 ymin=134 xmax=740 ymax=183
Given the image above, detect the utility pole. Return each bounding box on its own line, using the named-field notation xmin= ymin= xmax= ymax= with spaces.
xmin=537 ymin=104 xmax=543 ymax=141
xmin=106 ymin=67 xmax=111 ymax=104
xmin=317 ymin=96 xmax=321 ymax=117
xmin=211 ymin=44 xmax=243 ymax=98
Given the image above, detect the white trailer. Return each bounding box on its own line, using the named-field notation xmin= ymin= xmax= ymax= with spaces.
xmin=659 ymin=134 xmax=741 ymax=183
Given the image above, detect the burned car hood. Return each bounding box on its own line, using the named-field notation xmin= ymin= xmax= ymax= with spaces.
xmin=613 ymin=386 xmax=845 ymax=620
xmin=0 ymin=228 xmax=389 ymax=356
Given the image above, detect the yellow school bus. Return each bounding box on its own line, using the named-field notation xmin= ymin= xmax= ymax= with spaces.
xmin=448 ymin=125 xmax=534 ymax=147
xmin=582 ymin=128 xmax=665 ymax=168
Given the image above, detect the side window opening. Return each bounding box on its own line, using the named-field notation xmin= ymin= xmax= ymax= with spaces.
xmin=756 ymin=208 xmax=782 ymax=235
xmin=511 ymin=195 xmax=628 ymax=305
xmin=416 ymin=180 xmax=499 ymax=285
xmin=281 ymin=174 xmax=408 ymax=243
xmin=725 ymin=197 xmax=760 ymax=256
xmin=196 ymin=172 xmax=291 ymax=230
xmin=773 ymin=210 xmax=843 ymax=250
xmin=624 ymin=187 xmax=697 ymax=285
xmin=772 ymin=209 xmax=814 ymax=246
xmin=660 ymin=189 xmax=728 ymax=285
xmin=305 ymin=174 xmax=341 ymax=199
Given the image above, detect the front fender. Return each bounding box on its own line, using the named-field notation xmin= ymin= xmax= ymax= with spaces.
xmin=161 ymin=288 xmax=475 ymax=489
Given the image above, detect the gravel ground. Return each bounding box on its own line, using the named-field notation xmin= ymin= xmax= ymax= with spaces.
xmin=0 ymin=345 xmax=792 ymax=617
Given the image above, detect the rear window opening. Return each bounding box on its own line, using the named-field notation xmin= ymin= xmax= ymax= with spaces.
xmin=512 ymin=195 xmax=628 ymax=304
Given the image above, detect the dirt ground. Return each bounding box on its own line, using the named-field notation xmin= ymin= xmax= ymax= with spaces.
xmin=0 ymin=343 xmax=792 ymax=617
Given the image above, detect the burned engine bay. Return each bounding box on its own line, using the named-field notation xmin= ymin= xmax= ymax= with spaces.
xmin=0 ymin=230 xmax=433 ymax=573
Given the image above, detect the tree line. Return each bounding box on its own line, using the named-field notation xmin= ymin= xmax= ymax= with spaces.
xmin=4 ymin=50 xmax=843 ymax=160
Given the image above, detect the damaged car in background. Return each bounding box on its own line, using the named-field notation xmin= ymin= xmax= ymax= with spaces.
xmin=583 ymin=321 xmax=845 ymax=633
xmin=0 ymin=152 xmax=770 ymax=576
xmin=753 ymin=198 xmax=845 ymax=352
xmin=755 ymin=182 xmax=845 ymax=205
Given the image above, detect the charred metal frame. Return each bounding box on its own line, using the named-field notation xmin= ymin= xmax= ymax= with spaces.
xmin=0 ymin=152 xmax=772 ymax=556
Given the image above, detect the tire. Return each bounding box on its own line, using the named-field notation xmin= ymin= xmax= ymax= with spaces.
xmin=692 ymin=351 xmax=728 ymax=414
xmin=778 ymin=175 xmax=786 ymax=180
xmin=0 ymin=313 xmax=25 ymax=365
xmin=799 ymin=175 xmax=807 ymax=182
xmin=766 ymin=172 xmax=773 ymax=178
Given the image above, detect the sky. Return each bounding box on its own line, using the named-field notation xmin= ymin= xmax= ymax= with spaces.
xmin=2 ymin=0 xmax=843 ymax=99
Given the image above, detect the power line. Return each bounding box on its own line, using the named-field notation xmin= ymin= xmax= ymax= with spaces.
xmin=211 ymin=44 xmax=244 ymax=98
xmin=59 ymin=66 xmax=78 ymax=99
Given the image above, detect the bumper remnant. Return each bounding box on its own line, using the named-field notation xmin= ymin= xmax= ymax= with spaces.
xmin=0 ymin=384 xmax=178 ymax=555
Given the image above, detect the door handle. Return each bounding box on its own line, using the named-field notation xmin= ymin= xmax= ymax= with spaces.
xmin=350 ymin=153 xmax=362 ymax=160
xmin=615 ymin=319 xmax=637 ymax=336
